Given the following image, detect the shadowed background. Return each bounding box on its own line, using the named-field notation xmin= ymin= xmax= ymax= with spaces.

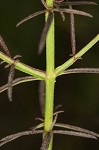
xmin=0 ymin=0 xmax=99 ymax=149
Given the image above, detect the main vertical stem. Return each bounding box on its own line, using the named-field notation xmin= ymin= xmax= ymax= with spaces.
xmin=44 ymin=0 xmax=55 ymax=150
xmin=46 ymin=0 xmax=55 ymax=74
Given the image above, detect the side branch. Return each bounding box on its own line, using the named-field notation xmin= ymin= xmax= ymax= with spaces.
xmin=0 ymin=51 xmax=46 ymax=79
xmin=55 ymin=34 xmax=99 ymax=76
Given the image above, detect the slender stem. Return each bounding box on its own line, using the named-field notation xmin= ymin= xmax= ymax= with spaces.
xmin=44 ymin=0 xmax=55 ymax=150
xmin=46 ymin=14 xmax=55 ymax=74
xmin=0 ymin=51 xmax=46 ymax=79
xmin=55 ymin=34 xmax=99 ymax=76
xmin=45 ymin=78 xmax=55 ymax=131
xmin=45 ymin=0 xmax=55 ymax=130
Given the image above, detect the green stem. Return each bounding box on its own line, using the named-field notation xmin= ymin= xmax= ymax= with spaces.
xmin=0 ymin=51 xmax=46 ymax=79
xmin=46 ymin=10 xmax=55 ymax=74
xmin=44 ymin=0 xmax=55 ymax=150
xmin=45 ymin=77 xmax=55 ymax=130
xmin=55 ymin=34 xmax=99 ymax=76
xmin=44 ymin=0 xmax=55 ymax=130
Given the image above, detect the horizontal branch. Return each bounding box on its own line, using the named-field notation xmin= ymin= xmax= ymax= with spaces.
xmin=0 ymin=51 xmax=46 ymax=79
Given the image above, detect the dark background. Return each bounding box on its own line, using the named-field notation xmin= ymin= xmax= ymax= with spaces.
xmin=0 ymin=0 xmax=99 ymax=149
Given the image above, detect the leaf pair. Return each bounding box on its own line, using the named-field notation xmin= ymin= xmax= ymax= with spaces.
xmin=0 ymin=112 xmax=99 ymax=149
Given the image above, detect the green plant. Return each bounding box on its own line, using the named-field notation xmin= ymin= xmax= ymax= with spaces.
xmin=0 ymin=0 xmax=99 ymax=150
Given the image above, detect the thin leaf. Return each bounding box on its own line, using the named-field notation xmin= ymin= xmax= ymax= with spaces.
xmin=39 ymin=81 xmax=45 ymax=117
xmin=0 ymin=76 xmax=38 ymax=93
xmin=0 ymin=35 xmax=11 ymax=57
xmin=54 ymin=104 xmax=62 ymax=112
xmin=68 ymin=3 xmax=76 ymax=55
xmin=30 ymin=123 xmax=44 ymax=130
xmin=53 ymin=8 xmax=93 ymax=17
xmin=0 ymin=130 xmax=43 ymax=147
xmin=54 ymin=0 xmax=64 ymax=3
xmin=51 ymin=113 xmax=58 ymax=130
xmin=62 ymin=68 xmax=99 ymax=75
xmin=16 ymin=10 xmax=47 ymax=27
xmin=35 ymin=117 xmax=44 ymax=122
xmin=55 ymin=123 xmax=99 ymax=138
xmin=1 ymin=124 xmax=43 ymax=142
xmin=53 ymin=130 xmax=97 ymax=139
xmin=41 ymin=0 xmax=49 ymax=9
xmin=0 ymin=60 xmax=6 ymax=65
xmin=13 ymin=55 xmax=22 ymax=60
xmin=51 ymin=110 xmax=64 ymax=130
xmin=7 ymin=64 xmax=15 ymax=102
xmin=7 ymin=55 xmax=22 ymax=101
xmin=53 ymin=110 xmax=64 ymax=116
xmin=55 ymin=1 xmax=97 ymax=6
xmin=38 ymin=12 xmax=53 ymax=54
xmin=54 ymin=2 xmax=65 ymax=21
